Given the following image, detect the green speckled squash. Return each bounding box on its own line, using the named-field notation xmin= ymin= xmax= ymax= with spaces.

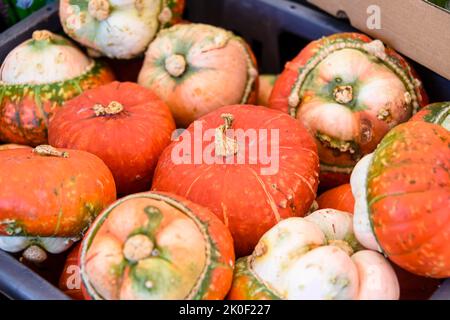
xmin=0 ymin=145 xmax=116 ymax=263
xmin=269 ymin=33 xmax=428 ymax=188
xmin=138 ymin=23 xmax=258 ymax=127
xmin=80 ymin=192 xmax=234 ymax=300
xmin=411 ymin=102 xmax=450 ymax=130
xmin=0 ymin=30 xmax=115 ymax=146
xmin=59 ymin=0 xmax=185 ymax=59
xmin=351 ymin=121 xmax=450 ymax=278
xmin=228 ymin=209 xmax=399 ymax=300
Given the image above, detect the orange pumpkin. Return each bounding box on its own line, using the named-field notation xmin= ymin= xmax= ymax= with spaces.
xmin=269 ymin=33 xmax=428 ymax=188
xmin=317 ymin=184 xmax=355 ymax=213
xmin=0 ymin=145 xmax=116 ymax=262
xmin=48 ymin=81 xmax=176 ymax=196
xmin=59 ymin=243 xmax=84 ymax=300
xmin=0 ymin=30 xmax=115 ymax=146
xmin=80 ymin=192 xmax=234 ymax=300
xmin=152 ymin=105 xmax=319 ymax=256
xmin=351 ymin=121 xmax=450 ymax=278
xmin=138 ymin=23 xmax=258 ymax=127
xmin=410 ymin=102 xmax=449 ymax=130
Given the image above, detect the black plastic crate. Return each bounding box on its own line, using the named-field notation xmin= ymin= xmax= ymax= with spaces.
xmin=0 ymin=0 xmax=449 ymax=300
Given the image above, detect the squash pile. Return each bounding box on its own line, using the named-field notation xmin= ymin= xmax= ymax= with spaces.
xmin=0 ymin=3 xmax=448 ymax=301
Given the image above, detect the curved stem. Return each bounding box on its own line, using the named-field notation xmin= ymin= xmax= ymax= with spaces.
xmin=215 ymin=113 xmax=238 ymax=157
xmin=33 ymin=145 xmax=69 ymax=158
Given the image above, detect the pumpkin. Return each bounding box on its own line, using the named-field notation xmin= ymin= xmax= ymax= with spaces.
xmin=0 ymin=30 xmax=114 ymax=146
xmin=317 ymin=184 xmax=354 ymax=213
xmin=351 ymin=121 xmax=450 ymax=278
xmin=48 ymin=81 xmax=175 ymax=196
xmin=59 ymin=0 xmax=185 ymax=59
xmin=138 ymin=23 xmax=259 ymax=127
xmin=269 ymin=33 xmax=428 ymax=188
xmin=152 ymin=105 xmax=319 ymax=256
xmin=0 ymin=144 xmax=31 ymax=151
xmin=59 ymin=243 xmax=84 ymax=300
xmin=257 ymin=74 xmax=278 ymax=107
xmin=227 ymin=209 xmax=399 ymax=300
xmin=0 ymin=145 xmax=116 ymax=263
xmin=80 ymin=192 xmax=234 ymax=300
xmin=411 ymin=101 xmax=449 ymax=130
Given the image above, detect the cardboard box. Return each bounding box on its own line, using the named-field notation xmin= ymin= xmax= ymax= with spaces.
xmin=307 ymin=0 xmax=450 ymax=80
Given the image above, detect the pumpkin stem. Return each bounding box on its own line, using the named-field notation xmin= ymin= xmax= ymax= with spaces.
xmin=328 ymin=239 xmax=354 ymax=256
xmin=93 ymin=101 xmax=124 ymax=116
xmin=333 ymin=85 xmax=353 ymax=104
xmin=88 ymin=0 xmax=110 ymax=21
xmin=123 ymin=234 xmax=154 ymax=262
xmin=22 ymin=245 xmax=47 ymax=264
xmin=158 ymin=7 xmax=173 ymax=25
xmin=32 ymin=30 xmax=53 ymax=41
xmin=215 ymin=113 xmax=239 ymax=157
xmin=33 ymin=145 xmax=69 ymax=158
xmin=165 ymin=54 xmax=187 ymax=77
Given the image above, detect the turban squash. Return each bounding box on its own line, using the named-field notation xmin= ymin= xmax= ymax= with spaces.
xmin=228 ymin=209 xmax=399 ymax=300
xmin=59 ymin=0 xmax=185 ymax=59
xmin=351 ymin=121 xmax=450 ymax=278
xmin=138 ymin=23 xmax=258 ymax=127
xmin=80 ymin=192 xmax=234 ymax=300
xmin=411 ymin=101 xmax=449 ymax=130
xmin=0 ymin=30 xmax=114 ymax=146
xmin=0 ymin=145 xmax=116 ymax=262
xmin=269 ymin=33 xmax=428 ymax=188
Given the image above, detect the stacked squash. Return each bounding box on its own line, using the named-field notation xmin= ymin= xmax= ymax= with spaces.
xmin=0 ymin=2 xmax=448 ymax=301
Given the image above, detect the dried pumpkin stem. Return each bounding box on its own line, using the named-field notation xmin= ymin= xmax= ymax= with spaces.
xmin=93 ymin=101 xmax=124 ymax=116
xmin=88 ymin=0 xmax=110 ymax=21
xmin=165 ymin=54 xmax=187 ymax=77
xmin=22 ymin=245 xmax=47 ymax=264
xmin=333 ymin=85 xmax=353 ymax=104
xmin=215 ymin=113 xmax=238 ymax=157
xmin=32 ymin=30 xmax=53 ymax=41
xmin=123 ymin=234 xmax=154 ymax=262
xmin=33 ymin=145 xmax=69 ymax=158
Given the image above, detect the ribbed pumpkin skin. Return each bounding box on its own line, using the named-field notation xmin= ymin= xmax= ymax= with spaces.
xmin=152 ymin=105 xmax=319 ymax=257
xmin=59 ymin=243 xmax=84 ymax=300
xmin=269 ymin=33 xmax=428 ymax=188
xmin=80 ymin=192 xmax=234 ymax=300
xmin=317 ymin=184 xmax=355 ymax=213
xmin=367 ymin=122 xmax=450 ymax=278
xmin=0 ymin=147 xmax=116 ymax=237
xmin=410 ymin=102 xmax=450 ymax=129
xmin=138 ymin=24 xmax=258 ymax=127
xmin=48 ymin=82 xmax=176 ymax=196
xmin=0 ymin=61 xmax=114 ymax=146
